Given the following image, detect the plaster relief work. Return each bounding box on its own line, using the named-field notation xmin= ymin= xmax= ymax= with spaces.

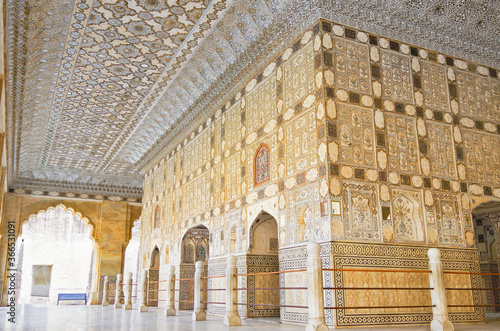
xmin=380 ymin=50 xmax=413 ymax=103
xmin=285 ymin=109 xmax=317 ymax=176
xmin=427 ymin=123 xmax=456 ymax=179
xmin=456 ymin=71 xmax=500 ymax=122
xmin=463 ymin=130 xmax=500 ymax=186
xmin=435 ymin=193 xmax=463 ymax=244
xmin=332 ymin=37 xmax=371 ymax=94
xmin=337 ymin=103 xmax=376 ymax=168
xmin=420 ymin=60 xmax=450 ymax=112
xmin=283 ymin=42 xmax=315 ymax=108
xmin=247 ymin=76 xmax=277 ymax=133
xmin=343 ymin=183 xmax=380 ymax=241
xmin=385 ymin=114 xmax=419 ymax=174
xmin=391 ymin=189 xmax=425 ymax=243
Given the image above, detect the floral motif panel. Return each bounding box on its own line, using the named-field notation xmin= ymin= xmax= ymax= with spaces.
xmin=255 ymin=145 xmax=270 ymax=186
xmin=391 ymin=189 xmax=425 ymax=243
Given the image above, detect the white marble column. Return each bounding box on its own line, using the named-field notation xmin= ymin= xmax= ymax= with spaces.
xmin=102 ymin=276 xmax=109 ymax=306
xmin=165 ymin=265 xmax=176 ymax=316
xmin=224 ymin=254 xmax=241 ymax=326
xmin=114 ymin=273 xmax=123 ymax=309
xmin=428 ymin=248 xmax=454 ymax=331
xmin=139 ymin=269 xmax=148 ymax=312
xmin=192 ymin=261 xmax=207 ymax=321
xmin=306 ymin=242 xmax=329 ymax=331
xmin=123 ymin=272 xmax=133 ymax=310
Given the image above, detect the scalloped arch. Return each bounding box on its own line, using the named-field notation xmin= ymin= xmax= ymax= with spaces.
xmin=20 ymin=204 xmax=96 ymax=242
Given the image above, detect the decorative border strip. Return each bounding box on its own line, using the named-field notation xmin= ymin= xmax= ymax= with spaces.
xmin=7 ymin=188 xmax=142 ymax=203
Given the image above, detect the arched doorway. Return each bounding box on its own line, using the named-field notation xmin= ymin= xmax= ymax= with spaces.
xmin=148 ymin=246 xmax=160 ymax=307
xmin=247 ymin=211 xmax=279 ymax=318
xmin=472 ymin=200 xmax=500 ymax=312
xmin=179 ymin=225 xmax=209 ymax=310
xmin=16 ymin=204 xmax=98 ymax=305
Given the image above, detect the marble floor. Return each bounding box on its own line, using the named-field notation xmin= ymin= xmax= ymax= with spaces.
xmin=1 ymin=305 xmax=500 ymax=331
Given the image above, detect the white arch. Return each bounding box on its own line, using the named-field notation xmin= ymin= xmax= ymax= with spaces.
xmin=17 ymin=204 xmax=99 ymax=305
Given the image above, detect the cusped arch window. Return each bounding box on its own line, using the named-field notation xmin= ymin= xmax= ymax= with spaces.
xmin=254 ymin=144 xmax=270 ymax=186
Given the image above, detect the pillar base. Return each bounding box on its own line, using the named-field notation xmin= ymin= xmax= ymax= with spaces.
xmin=223 ymin=313 xmax=241 ymax=326
xmin=306 ymin=323 xmax=329 ymax=331
xmin=140 ymin=305 xmax=148 ymax=312
xmin=114 ymin=303 xmax=122 ymax=309
xmin=192 ymin=309 xmax=206 ymax=321
xmin=123 ymin=304 xmax=132 ymax=310
xmin=431 ymin=319 xmax=454 ymax=331
xmin=165 ymin=308 xmax=176 ymax=316
xmin=102 ymin=302 xmax=109 ymax=307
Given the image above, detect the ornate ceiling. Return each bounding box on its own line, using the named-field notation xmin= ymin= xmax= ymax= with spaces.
xmin=6 ymin=0 xmax=499 ymax=199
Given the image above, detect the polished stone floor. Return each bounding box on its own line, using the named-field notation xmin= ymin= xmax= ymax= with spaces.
xmin=1 ymin=304 xmax=500 ymax=330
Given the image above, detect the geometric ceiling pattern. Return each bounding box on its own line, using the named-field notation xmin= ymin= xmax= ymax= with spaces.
xmin=6 ymin=0 xmax=500 ymax=198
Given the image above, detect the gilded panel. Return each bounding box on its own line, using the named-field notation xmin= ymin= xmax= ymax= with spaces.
xmin=284 ymin=108 xmax=317 ymax=176
xmin=224 ymin=101 xmax=243 ymax=148
xmin=420 ymin=60 xmax=450 ymax=112
xmin=283 ymin=41 xmax=315 ymax=108
xmin=337 ymin=102 xmax=376 ymax=168
xmin=463 ymin=129 xmax=500 ymax=186
xmin=434 ymin=193 xmax=463 ymax=244
xmin=225 ymin=154 xmax=242 ymax=201
xmin=329 ymin=242 xmax=482 ymax=327
xmin=332 ymin=37 xmax=371 ymax=94
xmin=385 ymin=114 xmax=419 ymax=174
xmin=380 ymin=50 xmax=413 ymax=103
xmin=456 ymin=71 xmax=500 ymax=122
xmin=283 ymin=271 xmax=307 ymax=312
xmin=427 ymin=122 xmax=456 ymax=179
xmin=342 ymin=182 xmax=380 ymax=241
xmin=391 ymin=188 xmax=425 ymax=243
xmin=246 ymin=76 xmax=277 ymax=133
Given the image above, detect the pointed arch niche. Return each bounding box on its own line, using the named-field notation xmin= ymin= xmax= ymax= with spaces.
xmin=16 ymin=204 xmax=99 ymax=305
xmin=179 ymin=225 xmax=209 ymax=311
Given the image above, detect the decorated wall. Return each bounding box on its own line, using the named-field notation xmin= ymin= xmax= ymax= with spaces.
xmin=140 ymin=19 xmax=499 ymax=327
xmin=0 ymin=193 xmax=141 ymax=305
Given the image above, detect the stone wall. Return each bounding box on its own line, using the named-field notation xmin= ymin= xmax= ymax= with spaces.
xmin=139 ymin=19 xmax=499 ymax=327
xmin=0 ymin=193 xmax=141 ymax=305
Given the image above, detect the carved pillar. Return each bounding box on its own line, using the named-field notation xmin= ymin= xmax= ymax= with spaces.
xmin=139 ymin=270 xmax=148 ymax=312
xmin=192 ymin=261 xmax=207 ymax=321
xmin=165 ymin=265 xmax=176 ymax=316
xmin=114 ymin=273 xmax=123 ymax=309
xmin=224 ymin=254 xmax=241 ymax=326
xmin=123 ymin=272 xmax=132 ymax=310
xmin=102 ymin=276 xmax=109 ymax=306
xmin=428 ymin=248 xmax=454 ymax=331
xmin=306 ymin=242 xmax=329 ymax=331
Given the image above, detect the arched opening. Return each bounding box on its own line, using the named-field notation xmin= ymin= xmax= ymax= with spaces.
xmin=473 ymin=200 xmax=500 ymax=312
xmin=147 ymin=246 xmax=160 ymax=307
xmin=180 ymin=225 xmax=209 ymax=311
xmin=247 ymin=211 xmax=279 ymax=318
xmin=16 ymin=204 xmax=98 ymax=305
xmin=123 ymin=218 xmax=141 ymax=304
